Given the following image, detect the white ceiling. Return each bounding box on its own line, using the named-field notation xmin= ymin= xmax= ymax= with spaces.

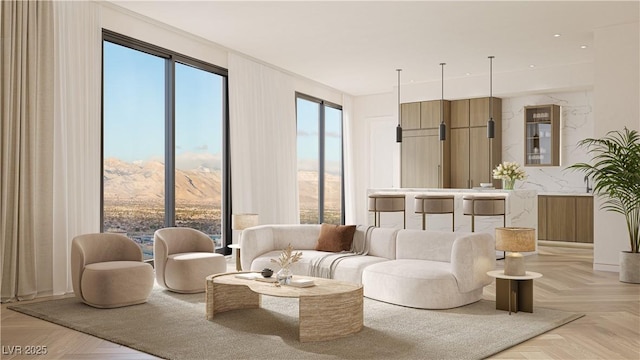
xmin=109 ymin=1 xmax=639 ymax=96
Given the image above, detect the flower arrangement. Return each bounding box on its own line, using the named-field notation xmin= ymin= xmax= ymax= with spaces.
xmin=270 ymin=243 xmax=302 ymax=269
xmin=493 ymin=161 xmax=526 ymax=189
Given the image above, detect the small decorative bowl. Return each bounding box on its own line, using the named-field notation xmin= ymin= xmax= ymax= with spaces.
xmin=261 ymin=268 xmax=273 ymax=278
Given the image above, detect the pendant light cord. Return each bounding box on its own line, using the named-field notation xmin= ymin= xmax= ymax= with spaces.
xmin=397 ymin=69 xmax=402 ymax=126
xmin=440 ymin=63 xmax=445 ymax=124
xmin=489 ymin=56 xmax=494 ymax=119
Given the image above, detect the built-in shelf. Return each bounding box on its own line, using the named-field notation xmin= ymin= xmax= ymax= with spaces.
xmin=524 ymin=104 xmax=560 ymax=166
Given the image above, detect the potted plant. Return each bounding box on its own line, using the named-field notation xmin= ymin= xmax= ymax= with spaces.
xmin=568 ymin=127 xmax=640 ymax=283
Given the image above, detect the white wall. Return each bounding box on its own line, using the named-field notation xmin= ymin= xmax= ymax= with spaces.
xmin=502 ymin=91 xmax=594 ymax=193
xmin=592 ymin=22 xmax=640 ymax=272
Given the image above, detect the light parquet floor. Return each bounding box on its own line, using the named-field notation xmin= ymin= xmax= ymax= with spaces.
xmin=1 ymin=246 xmax=638 ymax=360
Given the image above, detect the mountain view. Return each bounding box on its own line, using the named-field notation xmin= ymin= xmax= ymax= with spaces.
xmin=103 ymin=158 xmax=342 ymax=258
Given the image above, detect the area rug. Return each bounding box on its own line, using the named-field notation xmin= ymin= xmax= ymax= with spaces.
xmin=8 ymin=286 xmax=582 ymax=360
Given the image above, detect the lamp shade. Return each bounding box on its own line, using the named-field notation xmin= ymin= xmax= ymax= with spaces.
xmin=231 ymin=213 xmax=259 ymax=230
xmin=495 ymin=227 xmax=535 ymax=252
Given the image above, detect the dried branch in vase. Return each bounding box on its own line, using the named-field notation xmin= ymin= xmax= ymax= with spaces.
xmin=270 ymin=244 xmax=302 ymax=269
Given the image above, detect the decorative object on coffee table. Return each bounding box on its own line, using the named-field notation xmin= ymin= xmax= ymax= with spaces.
xmin=271 ymin=244 xmax=302 ymax=285
xmin=261 ymin=268 xmax=273 ymax=278
xmin=495 ymin=227 xmax=536 ymax=276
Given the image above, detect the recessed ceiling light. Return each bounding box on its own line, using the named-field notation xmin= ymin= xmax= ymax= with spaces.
xmin=580 ymin=45 xmax=588 ymax=49
xmin=465 ymin=72 xmax=471 ymax=76
xmin=529 ymin=64 xmax=536 ymax=68
xmin=553 ymin=34 xmax=561 ymax=38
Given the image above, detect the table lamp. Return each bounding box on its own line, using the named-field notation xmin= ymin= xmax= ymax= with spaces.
xmin=495 ymin=227 xmax=536 ymax=276
xmin=231 ymin=213 xmax=259 ymax=233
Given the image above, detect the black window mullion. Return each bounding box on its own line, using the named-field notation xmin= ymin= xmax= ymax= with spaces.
xmin=165 ymin=57 xmax=176 ymax=227
xmin=318 ymin=104 xmax=326 ymax=223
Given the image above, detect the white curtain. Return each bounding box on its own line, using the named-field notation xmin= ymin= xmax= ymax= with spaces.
xmin=342 ymin=94 xmax=357 ymax=224
xmin=228 ymin=54 xmax=299 ymax=224
xmin=1 ymin=0 xmax=54 ymax=302
xmin=52 ymin=1 xmax=102 ymax=295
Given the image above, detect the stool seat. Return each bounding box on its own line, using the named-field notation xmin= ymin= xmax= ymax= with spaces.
xmin=463 ymin=195 xmax=506 ymax=216
xmin=414 ymin=194 xmax=455 ymax=231
xmin=463 ymin=195 xmax=507 ymax=260
xmin=369 ymin=193 xmax=406 ymax=228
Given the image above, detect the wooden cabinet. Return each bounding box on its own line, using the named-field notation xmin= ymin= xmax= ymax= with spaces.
xmin=524 ymin=104 xmax=560 ymax=166
xmin=449 ymin=98 xmax=502 ymax=188
xmin=400 ymin=100 xmax=450 ymax=188
xmin=538 ymin=195 xmax=593 ymax=243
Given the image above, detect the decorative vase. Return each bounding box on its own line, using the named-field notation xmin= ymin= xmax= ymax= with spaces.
xmin=276 ymin=267 xmax=293 ymax=285
xmin=620 ymin=251 xmax=640 ymax=284
xmin=503 ymin=178 xmax=515 ymax=190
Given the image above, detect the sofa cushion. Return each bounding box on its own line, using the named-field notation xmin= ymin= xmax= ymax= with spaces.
xmin=250 ymin=250 xmax=330 ymax=273
xmin=362 ymin=259 xmax=483 ymax=309
xmin=315 ymin=223 xmax=356 ymax=252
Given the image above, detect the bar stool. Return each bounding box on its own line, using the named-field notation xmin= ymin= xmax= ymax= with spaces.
xmin=462 ymin=195 xmax=506 ymax=232
xmin=414 ymin=194 xmax=455 ymax=231
xmin=368 ymin=193 xmax=406 ymax=228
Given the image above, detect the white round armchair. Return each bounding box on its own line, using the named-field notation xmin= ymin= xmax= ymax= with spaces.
xmin=154 ymin=227 xmax=227 ymax=293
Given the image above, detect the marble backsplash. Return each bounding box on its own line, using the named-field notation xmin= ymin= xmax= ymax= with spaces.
xmin=501 ymin=91 xmax=594 ymax=194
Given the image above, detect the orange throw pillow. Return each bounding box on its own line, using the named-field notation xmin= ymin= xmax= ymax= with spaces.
xmin=315 ymin=223 xmax=357 ymax=252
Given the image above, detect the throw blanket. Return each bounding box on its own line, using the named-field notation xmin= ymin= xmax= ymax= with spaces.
xmin=308 ymin=225 xmax=375 ymax=279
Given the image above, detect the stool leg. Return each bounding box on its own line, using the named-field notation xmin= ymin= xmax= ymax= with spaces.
xmin=422 ymin=213 xmax=426 ymax=230
xmin=403 ymin=210 xmax=406 ymax=229
xmin=471 ymin=214 xmax=475 ymax=232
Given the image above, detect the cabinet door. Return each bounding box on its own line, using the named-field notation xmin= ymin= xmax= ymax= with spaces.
xmin=576 ymin=197 xmax=594 ymax=243
xmin=401 ymin=102 xmax=421 ymax=130
xmin=451 ymin=100 xmax=469 ymax=128
xmin=420 ymin=100 xmax=440 ymax=129
xmin=546 ymin=196 xmax=576 ymax=241
xmin=401 ymin=131 xmax=441 ymax=188
xmin=469 ymin=126 xmax=492 ymax=187
xmin=450 ymin=128 xmax=470 ymax=188
xmin=538 ymin=196 xmax=547 ymax=240
xmin=470 ymin=98 xmax=490 ymax=127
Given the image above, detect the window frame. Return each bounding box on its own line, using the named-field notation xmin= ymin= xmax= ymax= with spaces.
xmin=295 ymin=92 xmax=345 ymax=224
xmin=100 ymin=30 xmax=232 ymax=254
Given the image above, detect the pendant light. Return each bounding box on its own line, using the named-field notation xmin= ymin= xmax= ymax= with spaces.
xmin=487 ymin=56 xmax=495 ymax=139
xmin=396 ymin=69 xmax=403 ymax=143
xmin=439 ymin=63 xmax=446 ymax=141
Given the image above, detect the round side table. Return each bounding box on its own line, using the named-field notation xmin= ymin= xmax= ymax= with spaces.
xmin=487 ymin=270 xmax=542 ymax=315
xmin=228 ymin=244 xmax=242 ymax=271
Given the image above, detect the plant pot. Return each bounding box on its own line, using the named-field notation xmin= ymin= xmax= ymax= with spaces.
xmin=619 ymin=251 xmax=640 ymax=284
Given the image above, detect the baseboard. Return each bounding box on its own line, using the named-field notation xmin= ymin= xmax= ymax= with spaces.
xmin=593 ymin=263 xmax=619 ymax=273
xmin=539 ymin=240 xmax=593 ymax=249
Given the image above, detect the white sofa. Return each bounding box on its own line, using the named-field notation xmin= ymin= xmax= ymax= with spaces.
xmin=240 ymin=224 xmax=496 ymax=309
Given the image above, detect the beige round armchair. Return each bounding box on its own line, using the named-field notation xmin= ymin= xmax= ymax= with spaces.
xmin=154 ymin=227 xmax=227 ymax=293
xmin=71 ymin=233 xmax=154 ymax=308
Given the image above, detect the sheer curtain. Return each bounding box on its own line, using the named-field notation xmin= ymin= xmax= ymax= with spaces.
xmin=52 ymin=1 xmax=101 ymax=295
xmin=228 ymin=54 xmax=299 ymax=224
xmin=1 ymin=0 xmax=54 ymax=302
xmin=342 ymin=94 xmax=357 ymax=224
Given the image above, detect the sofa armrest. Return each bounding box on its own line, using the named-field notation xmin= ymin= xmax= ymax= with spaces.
xmin=240 ymin=226 xmax=276 ymax=271
xmin=451 ymin=233 xmax=496 ymax=293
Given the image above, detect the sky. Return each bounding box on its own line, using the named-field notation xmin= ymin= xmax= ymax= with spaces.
xmin=103 ymin=40 xmax=342 ymax=174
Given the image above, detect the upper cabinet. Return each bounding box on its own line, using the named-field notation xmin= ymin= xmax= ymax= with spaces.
xmin=400 ymin=100 xmax=450 ymax=188
xmin=450 ymin=97 xmax=502 ymax=189
xmin=524 ymin=104 xmax=560 ymax=166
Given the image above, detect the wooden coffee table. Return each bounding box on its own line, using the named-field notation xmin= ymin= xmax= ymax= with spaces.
xmin=206 ymin=272 xmax=363 ymax=342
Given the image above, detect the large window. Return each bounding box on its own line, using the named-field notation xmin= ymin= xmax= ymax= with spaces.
xmin=102 ymin=31 xmax=229 ymax=259
xmin=296 ymin=94 xmax=344 ymax=224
